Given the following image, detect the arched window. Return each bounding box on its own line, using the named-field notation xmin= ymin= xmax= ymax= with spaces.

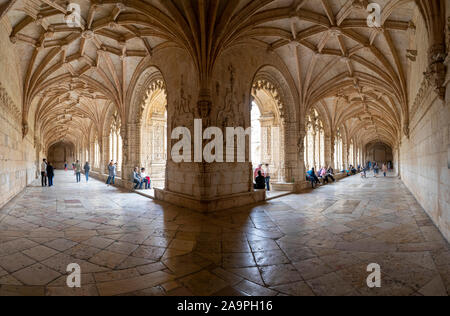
xmin=109 ymin=113 xmax=122 ymax=171
xmin=304 ymin=109 xmax=324 ymax=171
xmin=334 ymin=128 xmax=343 ymax=170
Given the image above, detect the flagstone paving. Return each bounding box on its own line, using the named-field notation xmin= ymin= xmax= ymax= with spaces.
xmin=0 ymin=170 xmax=448 ymax=296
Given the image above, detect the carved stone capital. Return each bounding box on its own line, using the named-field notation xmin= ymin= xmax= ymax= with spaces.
xmin=424 ymin=44 xmax=447 ymax=100
xmin=197 ymin=89 xmax=212 ymax=119
xmin=22 ymin=120 xmax=29 ymax=138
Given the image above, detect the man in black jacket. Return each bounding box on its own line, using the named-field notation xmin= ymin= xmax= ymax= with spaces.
xmin=254 ymin=170 xmax=266 ymax=190
xmin=46 ymin=162 xmax=55 ymax=187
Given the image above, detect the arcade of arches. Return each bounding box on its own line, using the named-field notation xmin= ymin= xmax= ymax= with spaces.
xmin=0 ymin=0 xmax=449 ymax=295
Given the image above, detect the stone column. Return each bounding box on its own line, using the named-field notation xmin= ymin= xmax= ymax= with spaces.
xmin=342 ymin=141 xmax=348 ymax=170
xmin=284 ymin=120 xmax=299 ymax=183
xmin=324 ymin=132 xmax=332 ymax=168
xmin=330 ymin=133 xmax=336 ymax=170
xmin=294 ymin=125 xmax=306 ymax=192
xmin=122 ymin=122 xmax=141 ymax=182
xmin=102 ymin=135 xmax=109 ymax=174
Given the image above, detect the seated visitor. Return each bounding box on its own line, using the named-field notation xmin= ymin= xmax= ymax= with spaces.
xmin=254 ymin=164 xmax=265 ymax=180
xmin=132 ymin=167 xmax=143 ymax=190
xmin=318 ymin=167 xmax=327 ymax=183
xmin=254 ymin=170 xmax=266 ymax=190
xmin=341 ymin=167 xmax=350 ymax=176
xmin=324 ymin=166 xmax=336 ymax=183
xmin=140 ymin=168 xmax=151 ymax=190
xmin=350 ymin=165 xmax=357 ymax=175
xmin=306 ymin=168 xmax=320 ymax=188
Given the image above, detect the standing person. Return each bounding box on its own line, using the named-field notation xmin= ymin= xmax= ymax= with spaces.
xmin=263 ymin=164 xmax=271 ymax=191
xmin=41 ymin=159 xmax=48 ymax=187
xmin=84 ymin=162 xmax=91 ymax=182
xmin=106 ymin=161 xmax=116 ymax=186
xmin=64 ymin=162 xmax=68 ymax=171
xmin=253 ymin=164 xmax=265 ymax=180
xmin=74 ymin=160 xmax=81 ymax=183
xmin=382 ymin=163 xmax=388 ymax=177
xmin=132 ymin=167 xmax=143 ymax=190
xmin=46 ymin=162 xmax=54 ymax=187
xmin=373 ymin=162 xmax=379 ymax=178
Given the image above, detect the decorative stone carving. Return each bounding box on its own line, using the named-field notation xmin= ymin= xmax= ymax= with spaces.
xmin=252 ymin=79 xmax=285 ymax=122
xmin=424 ymin=44 xmax=447 ymax=100
xmin=406 ymin=50 xmax=417 ymax=62
xmin=172 ymin=75 xmax=193 ymax=131
xmin=139 ymin=79 xmax=166 ymax=123
xmin=0 ymin=82 xmax=21 ymax=124
xmin=216 ymin=64 xmax=245 ymax=129
xmin=22 ymin=121 xmax=29 ymax=138
xmin=410 ymin=78 xmax=431 ymax=120
xmin=351 ymin=0 xmax=368 ymax=10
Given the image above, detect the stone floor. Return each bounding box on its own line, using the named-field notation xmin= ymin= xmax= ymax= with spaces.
xmin=0 ymin=170 xmax=448 ymax=296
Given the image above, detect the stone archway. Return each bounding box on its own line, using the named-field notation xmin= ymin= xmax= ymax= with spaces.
xmin=251 ymin=80 xmax=285 ymax=184
xmin=250 ymin=65 xmax=299 ymax=187
xmin=366 ymin=142 xmax=394 ymax=167
xmin=47 ymin=141 xmax=75 ymax=169
xmin=140 ymin=80 xmax=167 ymax=189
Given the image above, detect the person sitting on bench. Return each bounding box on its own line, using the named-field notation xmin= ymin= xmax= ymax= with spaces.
xmin=319 ymin=167 xmax=327 ymax=183
xmin=324 ymin=166 xmax=336 ymax=183
xmin=254 ymin=170 xmax=266 ymax=190
xmin=132 ymin=167 xmax=143 ymax=190
xmin=306 ymin=168 xmax=320 ymax=188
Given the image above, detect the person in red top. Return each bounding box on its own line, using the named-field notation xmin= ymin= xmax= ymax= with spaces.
xmin=254 ymin=164 xmax=265 ymax=180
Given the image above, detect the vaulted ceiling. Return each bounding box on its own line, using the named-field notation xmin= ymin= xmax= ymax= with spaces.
xmin=0 ymin=0 xmax=438 ymax=151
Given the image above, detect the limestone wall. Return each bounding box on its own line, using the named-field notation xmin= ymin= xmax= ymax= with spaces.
xmin=0 ymin=20 xmax=38 ymax=208
xmin=400 ymin=92 xmax=449 ymax=242
xmin=399 ymin=9 xmax=450 ymax=242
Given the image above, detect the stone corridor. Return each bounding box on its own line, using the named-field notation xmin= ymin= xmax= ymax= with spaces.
xmin=0 ymin=170 xmax=448 ymax=296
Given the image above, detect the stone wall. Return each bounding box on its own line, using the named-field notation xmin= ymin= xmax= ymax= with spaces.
xmin=399 ymin=10 xmax=450 ymax=242
xmin=400 ymin=90 xmax=449 ymax=242
xmin=0 ymin=20 xmax=38 ymax=208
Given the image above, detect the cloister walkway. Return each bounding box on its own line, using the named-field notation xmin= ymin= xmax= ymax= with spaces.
xmin=0 ymin=170 xmax=448 ymax=296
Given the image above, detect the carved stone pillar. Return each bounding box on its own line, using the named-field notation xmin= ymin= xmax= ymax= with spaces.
xmin=296 ymin=125 xmax=306 ymax=186
xmin=283 ymin=120 xmax=299 ymax=183
xmin=102 ymin=135 xmax=109 ymax=174
xmin=416 ymin=0 xmax=447 ymax=100
xmin=342 ymin=141 xmax=348 ymax=170
xmin=324 ymin=132 xmax=332 ymax=168
xmin=330 ymin=133 xmax=336 ymax=170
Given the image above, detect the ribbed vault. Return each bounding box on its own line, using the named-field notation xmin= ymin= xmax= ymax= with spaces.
xmin=0 ymin=0 xmax=445 ymax=153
